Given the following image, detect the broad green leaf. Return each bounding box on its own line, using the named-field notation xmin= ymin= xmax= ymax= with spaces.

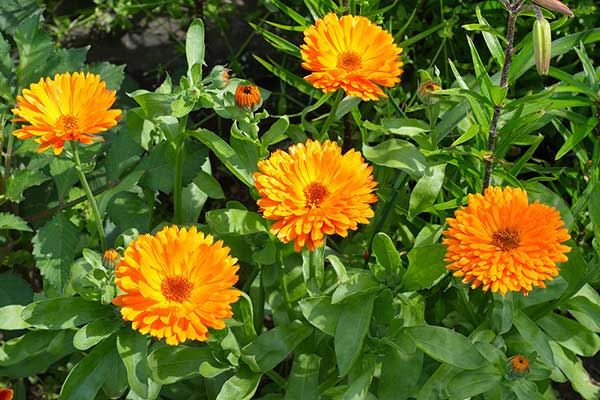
xmin=5 ymin=169 xmax=49 ymax=202
xmin=335 ymin=96 xmax=361 ymax=119
xmin=0 ymin=272 xmax=33 ymax=306
xmin=85 ymin=61 xmax=125 ymax=90
xmin=0 ymin=305 xmax=29 ymax=329
xmin=262 ymin=116 xmax=290 ymax=146
xmin=0 ymin=32 xmax=14 ymax=101
xmin=509 ymin=379 xmax=545 ymax=400
xmin=408 ymin=164 xmax=446 ymax=218
xmin=405 ymin=326 xmax=485 ymax=370
xmin=106 ymin=128 xmax=143 ymax=181
xmin=73 ymin=318 xmax=123 ymax=350
xmin=512 ymin=309 xmax=555 ymax=368
xmin=381 ymin=118 xmax=430 ymax=138
xmin=13 ymin=15 xmax=52 ymax=88
xmin=549 ymin=341 xmax=600 ymax=400
xmin=378 ymin=347 xmax=423 ymax=400
xmin=447 ymin=366 xmax=503 ymax=399
xmin=49 ymin=158 xmax=78 ymax=203
xmin=22 ymin=297 xmax=113 ymax=329
xmin=58 ymin=336 xmax=120 ymax=400
xmin=0 ymin=330 xmax=56 ymax=366
xmin=538 ymin=313 xmax=600 ymax=357
xmin=251 ymin=22 xmax=300 ymax=58
xmin=372 ymin=232 xmax=401 ymax=271
xmin=284 ymin=354 xmax=320 ymax=400
xmin=402 ymin=244 xmax=447 ymax=291
xmin=186 ymin=19 xmax=205 ymax=82
xmin=566 ymin=293 xmax=600 ymax=332
xmin=335 ymin=293 xmax=376 ymax=376
xmin=117 ymin=329 xmax=153 ymax=399
xmin=341 ymin=366 xmax=373 ymax=400
xmin=147 ymin=345 xmax=225 ymax=385
xmin=193 ymin=170 xmax=225 ymax=199
xmin=0 ymin=212 xmax=31 ymax=231
xmin=101 ymin=354 xmax=128 ymax=398
xmin=180 ymin=180 xmax=208 ymax=224
xmin=0 ymin=0 xmax=41 ymax=34
xmin=331 ymin=272 xmax=380 ymax=304
xmin=127 ymin=89 xmax=173 ymax=116
xmin=555 ymin=116 xmax=597 ymax=160
xmin=97 ymin=170 xmax=145 ymax=214
xmin=206 ymin=209 xmax=268 ymax=235
xmin=32 ymin=213 xmax=78 ymax=295
xmin=363 ymin=139 xmax=426 ymax=178
xmin=491 ymin=292 xmax=513 ymax=335
xmin=216 ymin=366 xmax=262 ymax=400
xmin=299 ymin=296 xmax=341 ymax=336
xmin=107 ymin=192 xmax=150 ymax=232
xmin=242 ymin=320 xmax=313 ymax=373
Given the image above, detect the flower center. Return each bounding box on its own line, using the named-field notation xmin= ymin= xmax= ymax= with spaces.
xmin=492 ymin=229 xmax=520 ymax=251
xmin=511 ymin=355 xmax=529 ymax=372
xmin=161 ymin=275 xmax=193 ymax=303
xmin=57 ymin=114 xmax=79 ymax=134
xmin=304 ymin=182 xmax=329 ymax=207
xmin=337 ymin=51 xmax=362 ymax=72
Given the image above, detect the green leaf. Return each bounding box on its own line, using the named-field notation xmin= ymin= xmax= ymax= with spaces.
xmin=0 ymin=0 xmax=41 ymax=34
xmin=335 ymin=293 xmax=376 ymax=376
xmin=512 ymin=309 xmax=555 ymax=368
xmin=341 ymin=366 xmax=373 ymax=400
xmin=84 ymin=62 xmax=125 ymax=90
xmin=180 ymin=180 xmax=208 ymax=224
xmin=147 ymin=345 xmax=225 ymax=385
xmin=242 ymin=320 xmax=313 ymax=373
xmin=299 ymin=296 xmax=341 ymax=336
xmin=21 ymin=297 xmax=113 ymax=329
xmin=58 ymin=336 xmax=121 ymax=400
xmin=0 ymin=330 xmax=56 ymax=366
xmin=402 ymin=244 xmax=447 ymax=291
xmin=381 ymin=118 xmax=430 ymax=138
xmin=13 ymin=15 xmax=52 ymax=88
xmin=372 ymin=232 xmax=401 ymax=271
xmin=284 ymin=354 xmax=320 ymax=400
xmin=117 ymin=329 xmax=152 ymax=398
xmin=254 ymin=55 xmax=318 ymax=97
xmin=549 ymin=341 xmax=600 ymax=400
xmin=5 ymin=169 xmax=49 ymax=202
xmin=127 ymin=89 xmax=173 ymax=116
xmin=331 ymin=272 xmax=380 ymax=304
xmin=447 ymin=366 xmax=503 ymax=399
xmin=408 ymin=164 xmax=446 ymax=218
xmin=107 ymin=192 xmax=149 ymax=232
xmin=216 ymin=366 xmax=262 ymax=400
xmin=105 ymin=128 xmax=143 ymax=181
xmin=363 ymin=139 xmax=426 ymax=178
xmin=96 ymin=170 xmax=145 ymax=215
xmin=508 ymin=379 xmax=545 ymax=400
xmin=555 ymin=116 xmax=597 ymax=160
xmin=251 ymin=22 xmax=300 ymax=58
xmin=0 ymin=272 xmax=33 ymax=307
xmin=206 ymin=209 xmax=268 ymax=235
xmin=405 ymin=326 xmax=485 ymax=370
xmin=0 ymin=212 xmax=31 ymax=232
xmin=186 ymin=19 xmax=205 ymax=82
xmin=491 ymin=292 xmax=513 ymax=335
xmin=262 ymin=116 xmax=290 ymax=147
xmin=378 ymin=347 xmax=423 ymax=400
xmin=73 ymin=318 xmax=123 ymax=351
xmin=49 ymin=158 xmax=78 ymax=203
xmin=0 ymin=305 xmax=30 ymax=329
xmin=193 ymin=170 xmax=225 ymax=199
xmin=538 ymin=313 xmax=600 ymax=357
xmin=335 ymin=96 xmax=361 ymax=120
xmin=32 ymin=213 xmax=79 ymax=294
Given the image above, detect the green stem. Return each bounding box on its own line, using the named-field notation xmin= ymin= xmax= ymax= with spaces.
xmin=265 ymin=370 xmax=286 ymax=389
xmin=70 ymin=142 xmax=106 ymax=250
xmin=173 ymin=140 xmax=186 ymax=224
xmin=318 ymin=90 xmax=344 ymax=141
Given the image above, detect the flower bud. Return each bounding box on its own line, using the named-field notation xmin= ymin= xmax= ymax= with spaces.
xmin=417 ymin=80 xmax=441 ymax=105
xmin=533 ymin=17 xmax=552 ymax=76
xmin=505 ymin=355 xmax=530 ymax=379
xmin=531 ymin=0 xmax=573 ymax=17
xmin=0 ymin=388 xmax=14 ymax=400
xmin=209 ymin=65 xmax=230 ymax=89
xmin=103 ymin=249 xmax=121 ymax=269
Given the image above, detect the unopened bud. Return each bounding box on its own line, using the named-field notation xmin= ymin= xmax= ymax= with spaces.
xmin=533 ymin=17 xmax=552 ymax=76
xmin=505 ymin=355 xmax=530 ymax=379
xmin=209 ymin=65 xmax=230 ymax=89
xmin=417 ymin=80 xmax=441 ymax=105
xmin=103 ymin=249 xmax=121 ymax=269
xmin=531 ymin=0 xmax=573 ymax=17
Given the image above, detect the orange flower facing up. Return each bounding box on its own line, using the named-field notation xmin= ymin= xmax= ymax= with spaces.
xmin=113 ymin=226 xmax=241 ymax=345
xmin=254 ymin=139 xmax=378 ymax=251
xmin=234 ymin=84 xmax=261 ymax=111
xmin=12 ymin=72 xmax=121 ymax=155
xmin=506 ymin=355 xmax=530 ymax=379
xmin=300 ymin=13 xmax=403 ymax=101
xmin=0 ymin=388 xmax=13 ymax=400
xmin=443 ymin=186 xmax=571 ymax=295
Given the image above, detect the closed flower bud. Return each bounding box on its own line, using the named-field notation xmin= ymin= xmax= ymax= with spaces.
xmin=417 ymin=80 xmax=441 ymax=104
xmin=0 ymin=388 xmax=14 ymax=400
xmin=531 ymin=0 xmax=573 ymax=17
xmin=533 ymin=17 xmax=552 ymax=76
xmin=103 ymin=249 xmax=121 ymax=269
xmin=506 ymin=355 xmax=530 ymax=379
xmin=209 ymin=65 xmax=230 ymax=89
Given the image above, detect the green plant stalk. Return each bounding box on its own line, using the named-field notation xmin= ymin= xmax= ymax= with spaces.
xmin=173 ymin=140 xmax=186 ymax=224
xmin=70 ymin=142 xmax=106 ymax=250
xmin=318 ymin=90 xmax=344 ymax=141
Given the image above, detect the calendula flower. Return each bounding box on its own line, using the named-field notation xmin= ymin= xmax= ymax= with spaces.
xmin=254 ymin=139 xmax=377 ymax=251
xmin=102 ymin=248 xmax=120 ymax=268
xmin=506 ymin=355 xmax=530 ymax=379
xmin=443 ymin=186 xmax=571 ymax=295
xmin=113 ymin=226 xmax=241 ymax=345
xmin=234 ymin=84 xmax=261 ymax=110
xmin=12 ymin=72 xmax=121 ymax=155
xmin=210 ymin=65 xmax=230 ymax=89
xmin=0 ymin=388 xmax=14 ymax=400
xmin=300 ymin=13 xmax=403 ymax=101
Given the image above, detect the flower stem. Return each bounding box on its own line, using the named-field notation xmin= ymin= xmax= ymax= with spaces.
xmin=70 ymin=142 xmax=106 ymax=250
xmin=482 ymin=2 xmax=519 ymax=191
xmin=173 ymin=140 xmax=186 ymax=224
xmin=318 ymin=90 xmax=344 ymax=141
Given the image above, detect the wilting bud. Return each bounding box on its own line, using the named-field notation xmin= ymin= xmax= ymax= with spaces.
xmin=209 ymin=65 xmax=230 ymax=89
xmin=531 ymin=0 xmax=573 ymax=17
xmin=103 ymin=249 xmax=121 ymax=269
xmin=417 ymin=80 xmax=441 ymax=105
xmin=533 ymin=17 xmax=552 ymax=76
xmin=505 ymin=355 xmax=530 ymax=379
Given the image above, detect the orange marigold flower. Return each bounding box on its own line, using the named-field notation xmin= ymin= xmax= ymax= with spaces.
xmin=0 ymin=388 xmax=14 ymax=400
xmin=443 ymin=186 xmax=571 ymax=295
xmin=103 ymin=248 xmax=121 ymax=268
xmin=300 ymin=13 xmax=403 ymax=101
xmin=113 ymin=225 xmax=241 ymax=345
xmin=253 ymin=139 xmax=378 ymax=252
xmin=506 ymin=355 xmax=530 ymax=379
xmin=12 ymin=72 xmax=121 ymax=155
xmin=234 ymin=84 xmax=261 ymax=110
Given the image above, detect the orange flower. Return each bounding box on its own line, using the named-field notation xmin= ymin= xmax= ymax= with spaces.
xmin=300 ymin=13 xmax=403 ymax=101
xmin=234 ymin=84 xmax=261 ymax=110
xmin=12 ymin=72 xmax=121 ymax=155
xmin=506 ymin=355 xmax=530 ymax=379
xmin=0 ymin=388 xmax=13 ymax=400
xmin=443 ymin=186 xmax=571 ymax=295
xmin=253 ymin=139 xmax=377 ymax=251
xmin=113 ymin=226 xmax=241 ymax=345
xmin=103 ymin=248 xmax=121 ymax=268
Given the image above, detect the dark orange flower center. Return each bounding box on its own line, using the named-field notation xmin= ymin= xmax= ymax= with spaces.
xmin=304 ymin=182 xmax=329 ymax=207
xmin=511 ymin=355 xmax=529 ymax=372
xmin=492 ymin=229 xmax=520 ymax=251
xmin=161 ymin=275 xmax=193 ymax=303
xmin=337 ymin=51 xmax=362 ymax=72
xmin=57 ymin=114 xmax=79 ymax=133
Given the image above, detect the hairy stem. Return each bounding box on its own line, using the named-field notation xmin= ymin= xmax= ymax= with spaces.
xmin=319 ymin=90 xmax=344 ymax=141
